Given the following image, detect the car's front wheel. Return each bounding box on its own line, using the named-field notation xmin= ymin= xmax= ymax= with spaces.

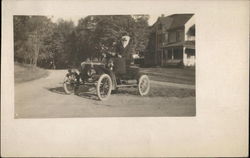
xmin=63 ymin=74 xmax=76 ymax=94
xmin=96 ymin=74 xmax=112 ymax=101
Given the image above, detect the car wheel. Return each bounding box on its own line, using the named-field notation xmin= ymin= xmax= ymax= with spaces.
xmin=96 ymin=74 xmax=112 ymax=101
xmin=138 ymin=75 xmax=150 ymax=96
xmin=63 ymin=75 xmax=76 ymax=94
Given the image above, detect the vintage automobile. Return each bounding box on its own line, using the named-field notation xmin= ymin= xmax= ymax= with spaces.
xmin=63 ymin=57 xmax=150 ymax=101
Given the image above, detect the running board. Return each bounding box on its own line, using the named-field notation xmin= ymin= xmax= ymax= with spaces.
xmin=116 ymin=84 xmax=138 ymax=88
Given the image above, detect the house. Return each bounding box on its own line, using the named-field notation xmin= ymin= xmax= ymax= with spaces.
xmin=145 ymin=14 xmax=195 ymax=67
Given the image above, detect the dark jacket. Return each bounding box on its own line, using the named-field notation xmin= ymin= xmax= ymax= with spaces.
xmin=113 ymin=41 xmax=132 ymax=75
xmin=116 ymin=41 xmax=132 ymax=60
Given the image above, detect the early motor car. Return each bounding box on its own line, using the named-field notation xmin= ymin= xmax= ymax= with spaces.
xmin=63 ymin=56 xmax=150 ymax=101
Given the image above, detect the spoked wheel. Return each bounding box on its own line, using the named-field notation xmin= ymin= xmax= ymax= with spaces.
xmin=96 ymin=74 xmax=112 ymax=101
xmin=138 ymin=75 xmax=150 ymax=96
xmin=63 ymin=75 xmax=76 ymax=94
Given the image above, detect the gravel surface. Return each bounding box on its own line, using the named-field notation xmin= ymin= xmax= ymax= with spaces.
xmin=15 ymin=70 xmax=196 ymax=118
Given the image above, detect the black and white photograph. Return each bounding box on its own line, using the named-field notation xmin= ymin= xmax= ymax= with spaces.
xmin=14 ymin=14 xmax=196 ymax=118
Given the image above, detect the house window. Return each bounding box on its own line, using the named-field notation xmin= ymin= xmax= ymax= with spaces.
xmin=165 ymin=33 xmax=168 ymax=42
xmin=187 ymin=25 xmax=195 ymax=36
xmin=186 ymin=25 xmax=195 ymax=41
xmin=158 ymin=23 xmax=162 ymax=30
xmin=157 ymin=34 xmax=165 ymax=46
xmin=186 ymin=49 xmax=195 ymax=58
xmin=173 ymin=48 xmax=183 ymax=59
xmin=161 ymin=34 xmax=165 ymax=43
xmin=168 ymin=32 xmax=176 ymax=43
xmin=176 ymin=30 xmax=183 ymax=42
xmin=157 ymin=34 xmax=162 ymax=45
xmin=167 ymin=49 xmax=172 ymax=59
xmin=163 ymin=51 xmax=166 ymax=59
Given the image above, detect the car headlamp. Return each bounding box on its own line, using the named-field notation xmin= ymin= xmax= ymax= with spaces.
xmin=87 ymin=68 xmax=96 ymax=77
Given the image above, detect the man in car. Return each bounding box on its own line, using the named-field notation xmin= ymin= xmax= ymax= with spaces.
xmin=113 ymin=34 xmax=132 ymax=77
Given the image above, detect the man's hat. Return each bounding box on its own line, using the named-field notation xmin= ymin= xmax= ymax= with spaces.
xmin=121 ymin=35 xmax=130 ymax=42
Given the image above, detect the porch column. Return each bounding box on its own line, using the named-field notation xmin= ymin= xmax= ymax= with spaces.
xmin=183 ymin=47 xmax=186 ymax=66
xmin=171 ymin=48 xmax=174 ymax=60
xmin=161 ymin=50 xmax=164 ymax=66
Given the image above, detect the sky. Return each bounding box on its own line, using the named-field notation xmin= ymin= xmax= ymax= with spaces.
xmin=50 ymin=15 xmax=162 ymax=26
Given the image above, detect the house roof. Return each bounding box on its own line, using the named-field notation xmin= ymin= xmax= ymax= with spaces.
xmin=151 ymin=14 xmax=194 ymax=31
xmin=158 ymin=16 xmax=173 ymax=30
xmin=168 ymin=14 xmax=193 ymax=30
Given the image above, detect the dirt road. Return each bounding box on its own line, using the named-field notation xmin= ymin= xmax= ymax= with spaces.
xmin=15 ymin=70 xmax=195 ymax=118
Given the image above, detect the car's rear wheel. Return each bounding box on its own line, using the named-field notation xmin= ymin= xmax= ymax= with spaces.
xmin=138 ymin=75 xmax=150 ymax=96
xmin=96 ymin=74 xmax=112 ymax=101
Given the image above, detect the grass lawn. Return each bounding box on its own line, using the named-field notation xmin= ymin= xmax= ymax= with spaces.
xmin=15 ymin=62 xmax=49 ymax=84
xmin=114 ymin=84 xmax=195 ymax=98
xmin=140 ymin=67 xmax=195 ymax=85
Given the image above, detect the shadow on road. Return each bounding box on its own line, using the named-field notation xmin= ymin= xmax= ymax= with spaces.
xmin=77 ymin=91 xmax=99 ymax=101
xmin=46 ymin=85 xmax=139 ymax=101
xmin=47 ymin=87 xmax=66 ymax=94
xmin=45 ymin=86 xmax=100 ymax=101
xmin=112 ymin=88 xmax=138 ymax=96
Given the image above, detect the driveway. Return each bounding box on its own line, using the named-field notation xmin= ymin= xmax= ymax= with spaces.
xmin=15 ymin=70 xmax=195 ymax=118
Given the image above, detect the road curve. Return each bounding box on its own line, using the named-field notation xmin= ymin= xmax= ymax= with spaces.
xmin=15 ymin=70 xmax=195 ymax=118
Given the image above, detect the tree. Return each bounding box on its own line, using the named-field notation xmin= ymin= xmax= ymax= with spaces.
xmin=14 ymin=16 xmax=55 ymax=66
xmin=74 ymin=16 xmax=98 ymax=62
xmin=14 ymin=15 xmax=150 ymax=68
xmin=14 ymin=16 xmax=31 ymax=63
xmin=50 ymin=19 xmax=75 ymax=68
xmin=131 ymin=15 xmax=150 ymax=55
xmin=90 ymin=15 xmax=149 ymax=60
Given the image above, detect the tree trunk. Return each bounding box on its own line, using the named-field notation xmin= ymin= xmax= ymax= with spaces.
xmin=52 ymin=58 xmax=56 ymax=69
xmin=33 ymin=31 xmax=39 ymax=67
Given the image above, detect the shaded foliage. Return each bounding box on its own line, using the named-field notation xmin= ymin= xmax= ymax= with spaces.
xmin=14 ymin=15 xmax=149 ymax=69
xmin=14 ymin=16 xmax=55 ymax=66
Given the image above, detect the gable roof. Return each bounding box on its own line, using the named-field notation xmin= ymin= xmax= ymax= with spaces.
xmin=168 ymin=14 xmax=193 ymax=30
xmin=151 ymin=14 xmax=194 ymax=31
xmin=159 ymin=16 xmax=173 ymax=30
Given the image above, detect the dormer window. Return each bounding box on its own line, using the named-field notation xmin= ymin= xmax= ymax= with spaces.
xmin=158 ymin=23 xmax=162 ymax=30
xmin=165 ymin=33 xmax=168 ymax=41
